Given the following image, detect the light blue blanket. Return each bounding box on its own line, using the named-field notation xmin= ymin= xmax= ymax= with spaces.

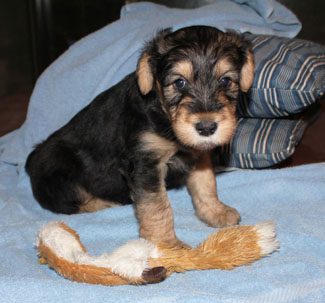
xmin=2 ymin=1 xmax=324 ymax=302
xmin=0 ymin=163 xmax=324 ymax=302
xmin=0 ymin=0 xmax=301 ymax=168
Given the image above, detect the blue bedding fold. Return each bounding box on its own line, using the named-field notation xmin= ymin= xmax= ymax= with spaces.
xmin=0 ymin=163 xmax=324 ymax=302
xmin=0 ymin=0 xmax=301 ymax=167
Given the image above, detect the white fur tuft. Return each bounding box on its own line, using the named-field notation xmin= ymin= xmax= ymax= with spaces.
xmin=37 ymin=221 xmax=86 ymax=262
xmin=254 ymin=222 xmax=280 ymax=256
xmin=106 ymin=239 xmax=160 ymax=278
xmin=84 ymin=239 xmax=160 ymax=278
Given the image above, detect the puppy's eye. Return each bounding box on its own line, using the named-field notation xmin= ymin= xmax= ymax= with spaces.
xmin=219 ymin=77 xmax=231 ymax=88
xmin=173 ymin=78 xmax=187 ymax=90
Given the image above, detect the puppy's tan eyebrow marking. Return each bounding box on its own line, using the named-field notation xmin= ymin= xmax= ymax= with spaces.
xmin=215 ymin=58 xmax=234 ymax=77
xmin=218 ymin=71 xmax=239 ymax=82
xmin=172 ymin=60 xmax=193 ymax=81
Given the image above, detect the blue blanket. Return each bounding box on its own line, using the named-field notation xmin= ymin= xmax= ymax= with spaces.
xmin=0 ymin=163 xmax=324 ymax=302
xmin=2 ymin=1 xmax=324 ymax=302
xmin=0 ymin=0 xmax=301 ymax=168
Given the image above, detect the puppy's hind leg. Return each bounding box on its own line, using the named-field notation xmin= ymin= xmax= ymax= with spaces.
xmin=26 ymin=143 xmax=87 ymax=214
xmin=78 ymin=189 xmax=121 ymax=213
xmin=27 ymin=172 xmax=84 ymax=214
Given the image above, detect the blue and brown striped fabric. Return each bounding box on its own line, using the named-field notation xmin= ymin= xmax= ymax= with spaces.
xmin=238 ymin=34 xmax=325 ymax=118
xmin=217 ymin=35 xmax=325 ymax=168
xmin=214 ymin=117 xmax=309 ymax=169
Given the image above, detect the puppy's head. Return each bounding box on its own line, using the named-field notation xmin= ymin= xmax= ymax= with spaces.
xmin=137 ymin=26 xmax=254 ymax=151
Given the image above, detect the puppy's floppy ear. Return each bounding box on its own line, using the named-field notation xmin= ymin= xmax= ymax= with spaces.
xmin=137 ymin=52 xmax=153 ymax=95
xmin=136 ymin=28 xmax=172 ymax=95
xmin=240 ymin=49 xmax=255 ymax=92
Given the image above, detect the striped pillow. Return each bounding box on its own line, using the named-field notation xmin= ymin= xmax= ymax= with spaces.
xmin=214 ymin=116 xmax=309 ymax=169
xmin=237 ymin=34 xmax=325 ymax=118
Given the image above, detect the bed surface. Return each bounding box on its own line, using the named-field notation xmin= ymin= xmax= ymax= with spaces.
xmin=0 ymin=163 xmax=324 ymax=302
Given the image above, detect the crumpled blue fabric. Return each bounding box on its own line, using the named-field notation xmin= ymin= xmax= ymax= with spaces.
xmin=0 ymin=0 xmax=301 ymax=168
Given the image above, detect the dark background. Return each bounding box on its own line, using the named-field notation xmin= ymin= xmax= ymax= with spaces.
xmin=0 ymin=0 xmax=324 ymax=165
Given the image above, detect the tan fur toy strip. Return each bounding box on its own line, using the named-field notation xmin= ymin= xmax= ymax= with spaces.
xmin=150 ymin=222 xmax=279 ymax=273
xmin=36 ymin=221 xmax=279 ymax=286
xmin=36 ymin=222 xmax=160 ymax=285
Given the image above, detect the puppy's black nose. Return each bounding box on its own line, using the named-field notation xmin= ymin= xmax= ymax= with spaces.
xmin=195 ymin=121 xmax=217 ymax=136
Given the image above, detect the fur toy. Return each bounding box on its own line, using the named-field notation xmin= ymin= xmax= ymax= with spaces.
xmin=36 ymin=221 xmax=279 ymax=286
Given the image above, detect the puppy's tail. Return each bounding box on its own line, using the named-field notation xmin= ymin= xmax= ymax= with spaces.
xmin=150 ymin=222 xmax=279 ymax=272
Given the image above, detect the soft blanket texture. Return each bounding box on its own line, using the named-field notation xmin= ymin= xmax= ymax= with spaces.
xmin=0 ymin=163 xmax=324 ymax=302
xmin=0 ymin=0 xmax=301 ymax=168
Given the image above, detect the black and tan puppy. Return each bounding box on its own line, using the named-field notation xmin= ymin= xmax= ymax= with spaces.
xmin=26 ymin=26 xmax=254 ymax=246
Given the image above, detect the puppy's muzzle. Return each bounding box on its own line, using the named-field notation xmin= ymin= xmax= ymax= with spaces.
xmin=195 ymin=121 xmax=217 ymax=137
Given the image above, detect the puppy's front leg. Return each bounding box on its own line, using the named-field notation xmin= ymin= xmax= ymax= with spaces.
xmin=131 ymin=132 xmax=185 ymax=247
xmin=135 ymin=189 xmax=179 ymax=245
xmin=187 ymin=152 xmax=240 ymax=227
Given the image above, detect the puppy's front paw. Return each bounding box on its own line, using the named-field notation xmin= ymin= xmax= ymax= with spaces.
xmin=215 ymin=204 xmax=241 ymax=227
xmin=197 ymin=201 xmax=241 ymax=228
xmin=159 ymin=238 xmax=191 ymax=250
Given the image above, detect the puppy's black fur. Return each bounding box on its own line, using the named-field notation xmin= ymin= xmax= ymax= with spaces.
xmin=26 ymin=26 xmax=254 ymax=245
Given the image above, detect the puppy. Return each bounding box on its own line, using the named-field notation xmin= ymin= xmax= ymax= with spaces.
xmin=26 ymin=26 xmax=254 ymax=247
